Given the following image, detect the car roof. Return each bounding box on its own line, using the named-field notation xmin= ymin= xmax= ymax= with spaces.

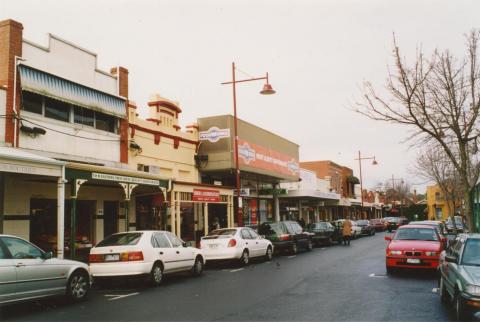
xmin=399 ymin=224 xmax=435 ymax=229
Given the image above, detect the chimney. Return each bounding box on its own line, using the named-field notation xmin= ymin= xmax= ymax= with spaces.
xmin=110 ymin=66 xmax=129 ymax=163
xmin=110 ymin=66 xmax=129 ymax=98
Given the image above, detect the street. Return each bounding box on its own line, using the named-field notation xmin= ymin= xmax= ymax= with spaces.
xmin=0 ymin=233 xmax=464 ymax=322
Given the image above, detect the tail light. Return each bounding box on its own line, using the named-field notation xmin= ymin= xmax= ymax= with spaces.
xmin=279 ymin=234 xmax=291 ymax=241
xmin=89 ymin=254 xmax=103 ymax=263
xmin=120 ymin=251 xmax=144 ymax=261
xmin=227 ymin=239 xmax=237 ymax=247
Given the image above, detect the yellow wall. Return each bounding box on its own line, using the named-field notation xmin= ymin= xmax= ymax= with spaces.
xmin=426 ymin=185 xmax=461 ymax=221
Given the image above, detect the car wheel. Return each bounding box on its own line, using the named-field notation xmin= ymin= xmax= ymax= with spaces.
xmin=291 ymin=242 xmax=298 ymax=255
xmin=265 ymin=246 xmax=273 ymax=261
xmin=192 ymin=256 xmax=203 ymax=276
xmin=455 ymin=292 xmax=469 ymax=321
xmin=66 ymin=270 xmax=89 ymax=302
xmin=240 ymin=249 xmax=250 ymax=266
xmin=150 ymin=262 xmax=163 ymax=286
xmin=439 ymin=277 xmax=449 ymax=304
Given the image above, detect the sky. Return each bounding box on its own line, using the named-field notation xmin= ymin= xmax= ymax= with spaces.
xmin=1 ymin=0 xmax=478 ymax=193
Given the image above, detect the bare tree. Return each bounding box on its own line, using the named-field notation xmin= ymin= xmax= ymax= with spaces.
xmin=356 ymin=31 xmax=480 ymax=232
xmin=383 ymin=179 xmax=412 ymax=216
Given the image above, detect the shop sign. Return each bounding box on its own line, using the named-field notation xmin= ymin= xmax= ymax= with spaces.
xmin=0 ymin=161 xmax=61 ymax=177
xmin=193 ymin=189 xmax=220 ymax=202
xmin=237 ymin=139 xmax=300 ymax=177
xmin=199 ymin=127 xmax=230 ymax=143
xmin=92 ymin=172 xmax=159 ymax=186
xmin=234 ymin=188 xmax=250 ymax=196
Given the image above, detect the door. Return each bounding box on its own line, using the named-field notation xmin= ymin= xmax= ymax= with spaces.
xmin=0 ymin=238 xmax=17 ymax=304
xmin=248 ymin=229 xmax=266 ymax=257
xmin=3 ymin=237 xmax=67 ymax=298
xmin=152 ymin=233 xmax=177 ymax=273
xmin=166 ymin=233 xmax=195 ymax=270
xmin=104 ymin=201 xmax=119 ymax=238
xmin=240 ymin=229 xmax=256 ymax=256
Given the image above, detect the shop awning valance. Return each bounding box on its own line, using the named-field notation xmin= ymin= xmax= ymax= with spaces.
xmin=18 ymin=65 xmax=126 ymax=118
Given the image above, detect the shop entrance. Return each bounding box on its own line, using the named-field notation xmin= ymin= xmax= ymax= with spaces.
xmin=208 ymin=203 xmax=227 ymax=232
xmin=104 ymin=201 xmax=119 ymax=238
xmin=135 ymin=194 xmax=165 ymax=231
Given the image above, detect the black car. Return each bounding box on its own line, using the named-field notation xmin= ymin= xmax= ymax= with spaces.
xmin=306 ymin=222 xmax=339 ymax=245
xmin=386 ymin=217 xmax=409 ymax=232
xmin=445 ymin=216 xmax=467 ymax=233
xmin=356 ymin=220 xmax=376 ymax=236
xmin=258 ymin=221 xmax=313 ymax=254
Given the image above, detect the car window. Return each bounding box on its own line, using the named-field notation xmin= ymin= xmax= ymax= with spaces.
xmin=3 ymin=237 xmax=43 ymax=259
xmin=248 ymin=229 xmax=259 ymax=239
xmin=291 ymin=222 xmax=303 ymax=234
xmin=154 ymin=233 xmax=171 ymax=248
xmin=283 ymin=222 xmax=295 ymax=234
xmin=394 ymin=228 xmax=438 ymax=241
xmin=241 ymin=229 xmax=253 ymax=239
xmin=97 ymin=233 xmax=142 ymax=247
xmin=461 ymin=239 xmax=480 ymax=266
xmin=0 ymin=239 xmax=9 ymax=259
xmin=208 ymin=229 xmax=237 ymax=236
xmin=166 ymin=233 xmax=183 ymax=247
xmin=259 ymin=223 xmax=284 ymax=236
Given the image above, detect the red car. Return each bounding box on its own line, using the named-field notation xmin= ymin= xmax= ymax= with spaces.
xmin=370 ymin=219 xmax=386 ymax=232
xmin=385 ymin=224 xmax=446 ymax=273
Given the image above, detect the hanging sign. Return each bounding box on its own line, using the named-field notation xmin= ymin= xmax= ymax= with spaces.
xmin=199 ymin=127 xmax=230 ymax=143
xmin=193 ymin=189 xmax=221 ymax=202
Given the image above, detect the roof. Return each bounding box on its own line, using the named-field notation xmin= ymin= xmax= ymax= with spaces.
xmin=0 ymin=146 xmax=64 ymax=166
xmin=399 ymin=224 xmax=435 ymax=229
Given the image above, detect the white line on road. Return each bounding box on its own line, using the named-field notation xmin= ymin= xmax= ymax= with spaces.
xmin=230 ymin=268 xmax=244 ymax=273
xmin=369 ymin=273 xmax=386 ymax=278
xmin=105 ymin=292 xmax=139 ymax=301
xmin=432 ymin=288 xmax=439 ymax=293
xmin=288 ymin=255 xmax=296 ymax=259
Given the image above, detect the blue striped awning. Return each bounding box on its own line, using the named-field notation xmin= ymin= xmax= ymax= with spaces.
xmin=18 ymin=65 xmax=126 ymax=118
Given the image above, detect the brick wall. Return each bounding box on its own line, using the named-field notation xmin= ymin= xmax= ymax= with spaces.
xmin=111 ymin=66 xmax=129 ymax=164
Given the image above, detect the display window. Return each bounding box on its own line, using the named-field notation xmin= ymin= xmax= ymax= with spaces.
xmin=135 ymin=194 xmax=166 ymax=231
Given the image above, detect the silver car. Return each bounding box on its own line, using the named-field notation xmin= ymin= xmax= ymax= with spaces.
xmin=0 ymin=234 xmax=90 ymax=305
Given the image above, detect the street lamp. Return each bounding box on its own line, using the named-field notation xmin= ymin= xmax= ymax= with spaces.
xmin=221 ymin=62 xmax=276 ymax=227
xmin=354 ymin=151 xmax=378 ymax=219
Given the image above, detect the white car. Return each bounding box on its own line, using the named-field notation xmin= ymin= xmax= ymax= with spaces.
xmin=200 ymin=227 xmax=274 ymax=266
xmin=89 ymin=231 xmax=204 ymax=286
xmin=0 ymin=234 xmax=90 ymax=305
xmin=334 ymin=219 xmax=362 ymax=239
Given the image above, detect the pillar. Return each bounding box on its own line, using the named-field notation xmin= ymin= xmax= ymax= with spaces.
xmin=175 ymin=193 xmax=180 ymax=236
xmin=170 ymin=191 xmax=175 ymax=233
xmin=274 ymin=194 xmax=280 ymax=222
xmin=56 ymin=176 xmax=65 ymax=259
xmin=204 ymin=202 xmax=209 ymax=236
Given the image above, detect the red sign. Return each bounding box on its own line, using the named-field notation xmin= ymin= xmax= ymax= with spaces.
xmin=237 ymin=139 xmax=299 ymax=177
xmin=193 ymin=189 xmax=220 ymax=202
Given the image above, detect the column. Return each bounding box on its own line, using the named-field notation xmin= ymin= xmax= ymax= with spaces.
xmin=170 ymin=191 xmax=176 ymax=233
xmin=124 ymin=200 xmax=130 ymax=232
xmin=70 ymin=196 xmax=77 ymax=260
xmin=56 ymin=176 xmax=65 ymax=259
xmin=175 ymin=193 xmax=181 ymax=237
xmin=204 ymin=202 xmax=209 ymax=236
xmin=274 ymin=194 xmax=280 ymax=222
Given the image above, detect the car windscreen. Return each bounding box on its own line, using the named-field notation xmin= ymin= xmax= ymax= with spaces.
xmin=394 ymin=228 xmax=438 ymax=241
xmin=207 ymin=229 xmax=237 ymax=237
xmin=461 ymin=239 xmax=480 ymax=266
xmin=259 ymin=223 xmax=284 ymax=236
xmin=312 ymin=222 xmax=328 ymax=229
xmin=357 ymin=220 xmax=369 ymax=225
xmin=96 ymin=233 xmax=143 ymax=247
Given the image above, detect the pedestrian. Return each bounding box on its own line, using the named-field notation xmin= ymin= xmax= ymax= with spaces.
xmin=298 ymin=217 xmax=306 ymax=228
xmin=343 ymin=219 xmax=352 ymax=245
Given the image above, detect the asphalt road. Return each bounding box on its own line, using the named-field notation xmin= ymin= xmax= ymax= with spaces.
xmin=0 ymin=232 xmax=468 ymax=322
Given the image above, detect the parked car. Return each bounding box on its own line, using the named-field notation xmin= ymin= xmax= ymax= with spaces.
xmin=333 ymin=219 xmax=361 ymax=239
xmin=306 ymin=222 xmax=339 ymax=245
xmin=386 ymin=217 xmax=409 ymax=232
xmin=370 ymin=218 xmax=386 ymax=231
xmin=200 ymin=227 xmax=273 ymax=266
xmin=356 ymin=220 xmax=376 ymax=236
xmin=385 ymin=224 xmax=446 ymax=274
xmin=89 ymin=231 xmax=204 ymax=286
xmin=445 ymin=216 xmax=467 ymax=233
xmin=258 ymin=221 xmax=313 ymax=254
xmin=0 ymin=234 xmax=90 ymax=305
xmin=408 ymin=220 xmax=448 ymax=247
xmin=438 ymin=234 xmax=480 ymax=320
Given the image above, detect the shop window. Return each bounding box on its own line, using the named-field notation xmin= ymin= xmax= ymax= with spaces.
xmin=73 ymin=106 xmax=94 ymax=127
xmin=22 ymin=91 xmax=43 ymax=114
xmin=45 ymin=97 xmax=70 ymax=122
xmin=95 ymin=111 xmax=116 ymax=133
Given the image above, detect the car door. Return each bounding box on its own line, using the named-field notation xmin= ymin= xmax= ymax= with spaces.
xmin=166 ymin=233 xmax=195 ymax=271
xmin=240 ymin=229 xmax=255 ymax=256
xmin=152 ymin=232 xmax=177 ymax=273
xmin=0 ymin=237 xmax=17 ymax=304
xmin=444 ymin=238 xmax=463 ymax=295
xmin=2 ymin=236 xmax=66 ymax=298
xmin=291 ymin=222 xmax=308 ymax=247
xmin=247 ymin=229 xmax=264 ymax=257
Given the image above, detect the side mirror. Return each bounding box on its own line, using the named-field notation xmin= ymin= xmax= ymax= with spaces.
xmin=384 ymin=236 xmax=392 ymax=241
xmin=445 ymin=254 xmax=458 ymax=264
xmin=42 ymin=251 xmax=53 ymax=260
xmin=260 ymin=235 xmax=265 ymax=239
xmin=182 ymin=242 xmax=187 ymax=248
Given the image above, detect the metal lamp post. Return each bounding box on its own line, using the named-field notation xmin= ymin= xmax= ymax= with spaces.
xmin=354 ymin=151 xmax=378 ymax=219
xmin=221 ymin=62 xmax=276 ymax=227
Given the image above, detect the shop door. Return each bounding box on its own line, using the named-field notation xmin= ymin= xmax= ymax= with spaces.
xmin=104 ymin=201 xmax=119 ymax=238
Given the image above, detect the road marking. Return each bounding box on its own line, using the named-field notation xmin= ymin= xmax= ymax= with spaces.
xmin=230 ymin=268 xmax=244 ymax=273
xmin=369 ymin=273 xmax=386 ymax=278
xmin=104 ymin=292 xmax=139 ymax=301
xmin=321 ymin=248 xmax=327 ymax=250
xmin=432 ymin=288 xmax=439 ymax=293
xmin=288 ymin=255 xmax=296 ymax=259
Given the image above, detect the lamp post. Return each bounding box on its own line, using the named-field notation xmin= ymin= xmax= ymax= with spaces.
xmin=221 ymin=62 xmax=276 ymax=227
xmin=354 ymin=151 xmax=378 ymax=219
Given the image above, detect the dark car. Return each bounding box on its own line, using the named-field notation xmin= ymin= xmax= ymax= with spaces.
xmin=258 ymin=221 xmax=313 ymax=254
xmin=386 ymin=217 xmax=409 ymax=232
xmin=306 ymin=222 xmax=339 ymax=245
xmin=445 ymin=216 xmax=467 ymax=233
xmin=356 ymin=220 xmax=376 ymax=236
xmin=370 ymin=218 xmax=386 ymax=232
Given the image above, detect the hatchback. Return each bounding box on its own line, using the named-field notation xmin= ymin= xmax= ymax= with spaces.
xmin=258 ymin=221 xmax=313 ymax=254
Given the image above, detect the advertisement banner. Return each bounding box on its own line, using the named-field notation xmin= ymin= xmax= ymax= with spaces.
xmin=237 ymin=139 xmax=299 ymax=177
xmin=192 ymin=189 xmax=220 ymax=202
xmin=199 ymin=127 xmax=230 ymax=143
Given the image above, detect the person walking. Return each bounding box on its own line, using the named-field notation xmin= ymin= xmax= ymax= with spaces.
xmin=343 ymin=219 xmax=352 ymax=245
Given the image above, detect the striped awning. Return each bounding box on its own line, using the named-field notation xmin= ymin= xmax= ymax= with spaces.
xmin=18 ymin=65 xmax=126 ymax=118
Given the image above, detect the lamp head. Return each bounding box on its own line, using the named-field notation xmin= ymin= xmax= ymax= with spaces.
xmin=260 ymin=83 xmax=276 ymax=95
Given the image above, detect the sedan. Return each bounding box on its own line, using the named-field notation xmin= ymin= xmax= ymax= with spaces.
xmin=307 ymin=222 xmax=338 ymax=245
xmin=0 ymin=234 xmax=90 ymax=305
xmin=356 ymin=220 xmax=376 ymax=236
xmin=200 ymin=227 xmax=273 ymax=266
xmin=370 ymin=219 xmax=386 ymax=231
xmin=89 ymin=231 xmax=204 ymax=286
xmin=385 ymin=224 xmax=446 ymax=273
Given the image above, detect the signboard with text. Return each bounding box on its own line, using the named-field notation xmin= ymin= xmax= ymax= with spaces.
xmin=199 ymin=127 xmax=230 ymax=143
xmin=192 ymin=189 xmax=221 ymax=202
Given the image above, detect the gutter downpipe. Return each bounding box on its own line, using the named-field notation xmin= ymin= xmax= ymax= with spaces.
xmin=57 ymin=164 xmax=66 ymax=259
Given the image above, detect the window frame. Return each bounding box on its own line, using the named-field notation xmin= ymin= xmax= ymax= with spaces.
xmin=2 ymin=236 xmax=44 ymax=259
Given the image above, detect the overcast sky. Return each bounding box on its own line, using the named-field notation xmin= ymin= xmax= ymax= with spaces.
xmin=1 ymin=0 xmax=478 ymax=192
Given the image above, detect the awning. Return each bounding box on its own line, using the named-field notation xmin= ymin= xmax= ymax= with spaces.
xmin=0 ymin=147 xmax=64 ymax=177
xmin=18 ymin=65 xmax=126 ymax=118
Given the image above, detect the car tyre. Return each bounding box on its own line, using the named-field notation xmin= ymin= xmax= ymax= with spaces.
xmin=192 ymin=256 xmax=203 ymax=276
xmin=240 ymin=249 xmax=250 ymax=266
xmin=265 ymin=246 xmax=273 ymax=261
xmin=454 ymin=292 xmax=470 ymax=321
xmin=306 ymin=239 xmax=313 ymax=252
xmin=66 ymin=269 xmax=89 ymax=302
xmin=439 ymin=277 xmax=449 ymax=304
xmin=291 ymin=242 xmax=298 ymax=255
xmin=149 ymin=262 xmax=163 ymax=286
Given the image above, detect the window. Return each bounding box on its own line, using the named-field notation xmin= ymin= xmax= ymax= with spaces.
xmin=73 ymin=106 xmax=94 ymax=127
xmin=137 ymin=164 xmax=150 ymax=173
xmin=0 ymin=239 xmax=8 ymax=259
xmin=154 ymin=233 xmax=171 ymax=248
xmin=291 ymin=222 xmax=303 ymax=234
xmin=22 ymin=91 xmax=43 ymax=114
xmin=166 ymin=233 xmax=183 ymax=247
xmin=45 ymin=97 xmax=70 ymax=122
xmin=241 ymin=229 xmax=253 ymax=240
xmin=96 ymin=233 xmax=143 ymax=247
xmin=3 ymin=237 xmax=43 ymax=259
xmin=248 ymin=229 xmax=259 ymax=239
xmin=95 ymin=111 xmax=116 ymax=133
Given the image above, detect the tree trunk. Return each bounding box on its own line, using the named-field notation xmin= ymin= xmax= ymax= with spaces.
xmin=464 ymin=189 xmax=475 ymax=233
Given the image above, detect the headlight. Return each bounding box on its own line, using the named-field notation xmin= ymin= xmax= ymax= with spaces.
xmin=425 ymin=252 xmax=437 ymax=256
xmin=465 ymin=284 xmax=480 ymax=296
xmin=389 ymin=250 xmax=402 ymax=255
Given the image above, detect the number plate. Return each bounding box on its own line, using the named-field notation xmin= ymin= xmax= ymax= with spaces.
xmin=406 ymin=258 xmax=420 ymax=264
xmin=209 ymin=244 xmax=219 ymax=249
xmin=104 ymin=254 xmax=120 ymax=261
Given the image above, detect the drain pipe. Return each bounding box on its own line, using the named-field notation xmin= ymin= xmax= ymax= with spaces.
xmin=57 ymin=164 xmax=66 ymax=259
